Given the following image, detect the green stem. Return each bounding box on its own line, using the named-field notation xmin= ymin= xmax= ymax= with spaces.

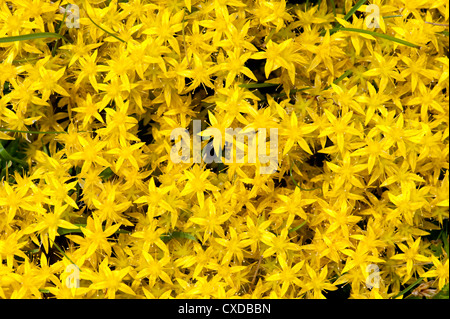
xmin=383 ymin=15 xmax=403 ymax=19
xmin=344 ymin=0 xmax=367 ymax=21
xmin=329 ymin=0 xmax=336 ymax=17
xmin=324 ymin=69 xmax=353 ymax=90
xmin=289 ymin=162 xmax=321 ymax=192
xmin=265 ymin=28 xmax=276 ymax=44
xmin=0 ymin=143 xmax=28 ymax=166
xmin=52 ymin=9 xmax=68 ymax=57
xmin=86 ymin=13 xmax=126 ymax=43
xmin=273 ymin=69 xmax=352 ymax=99
xmin=12 ymin=56 xmax=45 ymax=64
xmin=0 ymin=128 xmax=67 ymax=134
xmin=326 ymin=27 xmax=419 ymax=47
xmin=49 ymin=238 xmax=81 ymax=272
xmin=393 ymin=277 xmax=423 ymax=299
xmin=289 ymin=220 xmax=307 ymax=233
xmin=182 ymin=10 xmax=190 ymax=66
xmin=0 ymin=128 xmax=92 ymax=134
xmin=0 ymin=32 xmax=68 ymax=43
xmin=239 ymin=83 xmax=278 ymax=89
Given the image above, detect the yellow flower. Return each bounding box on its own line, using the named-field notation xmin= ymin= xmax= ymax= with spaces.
xmin=350 ymin=135 xmax=394 ymax=174
xmin=206 ymin=260 xmax=248 ymax=290
xmin=421 ymin=255 xmax=449 ymax=290
xmin=0 ymin=181 xmax=37 ymax=223
xmin=106 ymin=140 xmax=145 ymax=171
xmin=261 ymin=228 xmax=301 ymax=262
xmin=180 ymin=164 xmax=218 ymax=208
xmin=319 ymin=110 xmax=362 ymax=154
xmin=259 ymin=0 xmax=293 ymax=32
xmin=406 ymin=82 xmax=446 ymax=121
xmin=83 ymin=258 xmax=135 ymax=299
xmin=390 ymin=238 xmax=431 ymax=279
xmin=10 ymin=258 xmax=46 ymax=298
xmin=91 ymin=183 xmax=133 ymax=225
xmin=300 ymin=265 xmax=337 ymax=299
xmin=304 ymin=31 xmax=346 ymax=76
xmin=272 ymin=187 xmax=316 ymax=228
xmin=184 ymin=53 xmax=219 ymax=91
xmin=131 ymin=219 xmax=169 ymax=253
xmin=214 ymin=227 xmax=252 ymax=265
xmin=381 ymin=160 xmax=425 ymax=190
xmin=242 ymin=216 xmax=273 ymax=253
xmin=68 ymin=215 xmax=121 ymax=258
xmin=400 ymin=54 xmax=438 ymax=93
xmin=326 ymin=152 xmax=367 ymax=190
xmin=59 ymin=31 xmax=103 ymax=67
xmin=142 ymin=8 xmax=184 ymax=55
xmin=175 ymin=243 xmax=218 ymax=278
xmin=220 ymin=49 xmax=258 ymax=88
xmin=189 ymin=197 xmax=232 ymax=241
xmin=363 ymin=52 xmax=405 ymax=93
xmin=29 ymin=65 xmax=69 ymax=101
xmin=136 ymin=251 xmax=173 ymax=286
xmin=252 ymin=38 xmax=305 ymax=84
xmin=68 ymin=135 xmax=110 ymax=174
xmin=0 ymin=231 xmax=28 ymax=268
xmin=322 ymin=199 xmax=362 ymax=238
xmin=23 ymin=203 xmax=78 ymax=253
xmin=335 ymin=15 xmax=377 ymax=55
xmin=280 ymin=111 xmax=318 ymax=155
xmin=72 ymin=93 xmax=106 ymax=129
xmin=266 ymin=257 xmax=304 ymax=296
xmin=74 ymin=50 xmax=109 ymax=92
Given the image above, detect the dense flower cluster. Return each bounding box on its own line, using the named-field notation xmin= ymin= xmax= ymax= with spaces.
xmin=0 ymin=0 xmax=448 ymax=299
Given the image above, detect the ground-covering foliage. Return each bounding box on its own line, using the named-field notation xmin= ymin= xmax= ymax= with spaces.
xmin=0 ymin=0 xmax=448 ymax=299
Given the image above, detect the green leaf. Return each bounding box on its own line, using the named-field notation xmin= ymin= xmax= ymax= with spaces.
xmin=57 ymin=224 xmax=131 ymax=236
xmin=161 ymin=231 xmax=198 ymax=243
xmin=49 ymin=238 xmax=81 ymax=272
xmin=290 ymin=162 xmax=321 ymax=192
xmin=393 ymin=277 xmax=424 ymax=299
xmin=441 ymin=230 xmax=449 ymax=256
xmin=0 ymin=32 xmax=68 ymax=43
xmin=39 ymin=289 xmax=51 ymax=294
xmin=86 ymin=14 xmax=126 ymax=43
xmin=52 ymin=9 xmax=68 ymax=57
xmin=344 ymin=0 xmax=367 ymax=21
xmin=27 ymin=248 xmax=41 ymax=254
xmin=12 ymin=56 xmax=44 ymax=64
xmin=264 ymin=28 xmax=277 ymax=44
xmin=3 ymin=81 xmax=11 ymax=94
xmin=0 ymin=128 xmax=67 ymax=134
xmin=324 ymin=69 xmax=353 ymax=90
xmin=383 ymin=15 xmax=403 ymax=19
xmin=99 ymin=167 xmax=114 ymax=180
xmin=289 ymin=220 xmax=308 ymax=233
xmin=57 ymin=225 xmax=83 ymax=236
xmin=433 ymin=283 xmax=449 ymax=299
xmin=55 ymin=7 xmax=67 ymax=35
xmin=330 ymin=0 xmax=336 ymax=17
xmin=330 ymin=27 xmax=419 ymax=47
xmin=0 ymin=142 xmax=28 ymax=167
xmin=238 ymin=83 xmax=279 ymax=89
xmin=273 ymin=70 xmax=352 ymax=99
